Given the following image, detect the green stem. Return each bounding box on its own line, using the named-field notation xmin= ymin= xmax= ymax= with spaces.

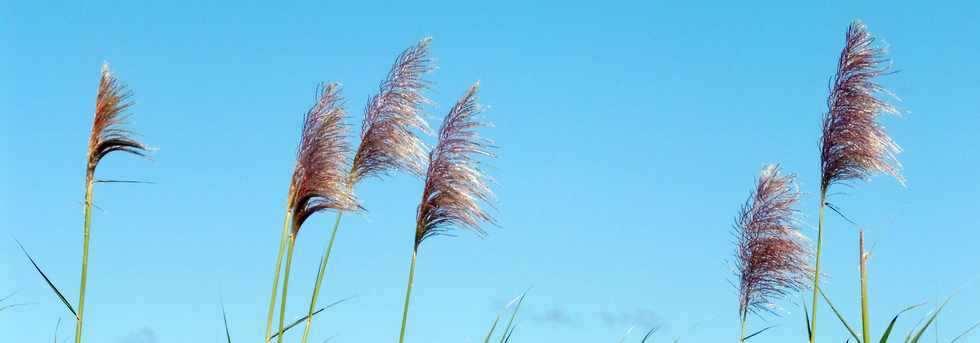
xmin=859 ymin=230 xmax=870 ymax=343
xmin=739 ymin=312 xmax=747 ymax=343
xmin=398 ymin=249 xmax=418 ymax=343
xmin=301 ymin=212 xmax=344 ymax=343
xmin=264 ymin=198 xmax=293 ymax=342
xmin=74 ymin=177 xmax=94 ymax=343
xmin=810 ymin=191 xmax=826 ymax=343
xmin=277 ymin=236 xmax=297 ymax=343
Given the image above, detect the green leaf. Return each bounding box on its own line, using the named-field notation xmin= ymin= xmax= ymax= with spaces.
xmin=269 ymin=296 xmax=351 ymax=340
xmin=640 ymin=327 xmax=658 ymax=343
xmin=0 ymin=301 xmax=31 ymax=312
xmin=906 ymin=298 xmax=950 ymax=343
xmin=743 ymin=325 xmax=775 ymax=341
xmin=0 ymin=292 xmax=14 ymax=303
xmin=15 ymin=239 xmax=77 ymax=319
xmin=949 ymin=321 xmax=980 ymax=343
xmin=221 ymin=302 xmax=232 ymax=343
xmin=53 ymin=317 xmax=62 ymax=343
xmin=803 ymin=296 xmax=812 ymax=341
xmin=498 ymin=290 xmax=528 ymax=343
xmin=483 ymin=314 xmax=500 ymax=343
xmin=617 ymin=326 xmax=635 ymax=343
xmin=502 ymin=324 xmax=517 ymax=343
xmin=819 ymin=288 xmax=861 ymax=342
xmin=879 ymin=304 xmax=923 ymax=343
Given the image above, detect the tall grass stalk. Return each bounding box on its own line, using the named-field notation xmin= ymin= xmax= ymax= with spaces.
xmin=299 ymin=212 xmax=343 ymax=342
xmin=74 ymin=177 xmax=94 ymax=343
xmin=740 ymin=314 xmax=747 ymax=342
xmin=398 ymin=250 xmax=418 ymax=343
xmin=859 ymin=230 xmax=870 ymax=343
xmin=300 ymin=39 xmax=432 ymax=343
xmin=277 ymin=236 xmax=298 ymax=343
xmin=813 ymin=20 xmax=902 ymax=342
xmin=264 ymin=195 xmax=294 ymax=342
xmin=266 ymin=83 xmax=357 ymax=342
xmin=399 ymin=82 xmax=494 ymax=343
xmin=75 ymin=64 xmax=149 ymax=343
xmin=809 ymin=192 xmax=826 ymax=343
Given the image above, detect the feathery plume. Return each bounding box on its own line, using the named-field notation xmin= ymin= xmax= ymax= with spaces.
xmin=414 ymin=81 xmax=494 ymax=248
xmin=820 ymin=21 xmax=902 ymax=192
xmin=298 ymin=39 xmax=435 ymax=343
xmin=76 ymin=63 xmax=149 ymax=343
xmin=398 ymin=81 xmax=494 ymax=343
xmin=290 ymin=83 xmax=359 ymax=234
xmin=350 ymin=38 xmax=434 ymax=184
xmin=735 ymin=165 xmax=810 ymax=318
xmin=87 ymin=63 xmax=148 ymax=177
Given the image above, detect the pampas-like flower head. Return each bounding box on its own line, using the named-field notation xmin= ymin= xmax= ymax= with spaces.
xmin=290 ymin=83 xmax=359 ymax=235
xmin=820 ymin=21 xmax=902 ymax=192
xmin=87 ymin=63 xmax=148 ymax=178
xmin=414 ymin=82 xmax=494 ymax=249
xmin=350 ymin=38 xmax=434 ymax=184
xmin=735 ymin=165 xmax=810 ymax=318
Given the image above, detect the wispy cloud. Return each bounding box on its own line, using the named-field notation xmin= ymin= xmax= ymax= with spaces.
xmin=118 ymin=327 xmax=156 ymax=343
xmin=598 ymin=309 xmax=659 ymax=328
xmin=533 ymin=307 xmax=577 ymax=326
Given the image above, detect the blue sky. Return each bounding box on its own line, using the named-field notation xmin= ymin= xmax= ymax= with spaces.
xmin=3 ymin=1 xmax=979 ymax=342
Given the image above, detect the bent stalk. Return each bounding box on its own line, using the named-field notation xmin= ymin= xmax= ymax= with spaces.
xmin=398 ymin=249 xmax=418 ymax=343
xmin=265 ymin=196 xmax=294 ymax=342
xmin=74 ymin=175 xmax=94 ymax=343
xmin=300 ymin=212 xmax=344 ymax=343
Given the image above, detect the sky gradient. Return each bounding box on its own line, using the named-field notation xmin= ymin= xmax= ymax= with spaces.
xmin=3 ymin=1 xmax=980 ymax=342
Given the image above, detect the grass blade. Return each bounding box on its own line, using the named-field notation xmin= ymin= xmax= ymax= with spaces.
xmin=499 ymin=291 xmax=528 ymax=343
xmin=221 ymin=302 xmax=232 ymax=343
xmin=0 ymin=302 xmax=31 ymax=312
xmin=265 ymin=198 xmax=294 ymax=342
xmin=743 ymin=325 xmax=775 ymax=341
xmin=617 ymin=326 xmax=635 ymax=343
xmin=301 ymin=212 xmax=344 ymax=343
xmin=485 ymin=291 xmax=527 ymax=343
xmin=482 ymin=314 xmax=500 ymax=343
xmin=949 ymin=321 xmax=980 ymax=343
xmin=819 ymin=288 xmax=861 ymax=342
xmin=54 ymin=317 xmax=62 ymax=343
xmin=907 ymin=298 xmax=950 ymax=343
xmin=804 ymin=297 xmax=813 ymax=340
xmin=641 ymin=327 xmax=659 ymax=343
xmin=15 ymin=239 xmax=77 ymax=318
xmin=502 ymin=324 xmax=517 ymax=343
xmin=269 ymin=296 xmax=351 ymax=340
xmin=879 ymin=304 xmax=923 ymax=343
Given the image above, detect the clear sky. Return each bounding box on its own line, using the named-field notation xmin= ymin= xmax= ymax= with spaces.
xmin=3 ymin=1 xmax=979 ymax=342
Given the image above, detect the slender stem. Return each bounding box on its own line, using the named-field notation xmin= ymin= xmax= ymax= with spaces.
xmin=277 ymin=236 xmax=297 ymax=343
xmin=301 ymin=212 xmax=345 ymax=343
xmin=739 ymin=312 xmax=747 ymax=343
xmin=859 ymin=230 xmax=870 ymax=343
xmin=810 ymin=191 xmax=826 ymax=343
xmin=264 ymin=197 xmax=294 ymax=342
xmin=398 ymin=249 xmax=418 ymax=343
xmin=74 ymin=176 xmax=94 ymax=343
xmin=483 ymin=315 xmax=500 ymax=343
